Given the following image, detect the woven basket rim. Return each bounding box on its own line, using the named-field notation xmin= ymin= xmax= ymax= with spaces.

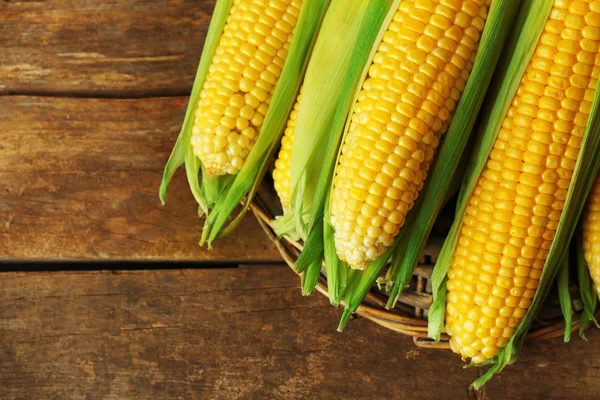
xmin=250 ymin=187 xmax=583 ymax=348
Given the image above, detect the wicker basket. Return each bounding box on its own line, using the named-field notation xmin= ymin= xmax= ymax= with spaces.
xmin=250 ymin=181 xmax=584 ymax=349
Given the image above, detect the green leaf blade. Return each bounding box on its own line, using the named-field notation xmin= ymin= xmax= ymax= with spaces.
xmin=557 ymin=253 xmax=572 ymax=343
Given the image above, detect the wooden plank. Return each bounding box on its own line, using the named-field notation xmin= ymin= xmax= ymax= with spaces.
xmin=0 ymin=96 xmax=280 ymax=261
xmin=0 ymin=267 xmax=479 ymax=399
xmin=1 ymin=267 xmax=599 ymax=399
xmin=1 ymin=0 xmax=214 ymax=96
xmin=482 ymin=336 xmax=600 ymax=399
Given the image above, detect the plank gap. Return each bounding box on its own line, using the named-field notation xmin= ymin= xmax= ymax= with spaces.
xmin=0 ymin=261 xmax=285 ymax=273
xmin=0 ymin=89 xmax=191 ymax=100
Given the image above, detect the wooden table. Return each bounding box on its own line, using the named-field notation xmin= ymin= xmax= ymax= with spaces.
xmin=2 ymin=1 xmax=600 ymax=398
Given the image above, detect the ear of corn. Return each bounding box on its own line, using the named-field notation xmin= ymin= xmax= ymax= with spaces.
xmin=429 ymin=0 xmax=560 ymax=345
xmin=428 ymin=0 xmax=600 ymax=387
xmin=274 ymin=0 xmax=396 ymax=242
xmin=270 ymin=0 xmax=397 ymax=300
xmin=447 ymin=2 xmax=599 ymax=362
xmin=330 ymin=0 xmax=494 ymax=271
xmin=308 ymin=0 xmax=398 ymax=297
xmin=335 ymin=0 xmax=519 ymax=328
xmin=200 ymin=0 xmax=332 ymax=245
xmin=159 ymin=0 xmax=331 ymax=244
xmin=192 ymin=0 xmax=304 ymax=177
xmin=160 ymin=0 xmax=234 ymax=214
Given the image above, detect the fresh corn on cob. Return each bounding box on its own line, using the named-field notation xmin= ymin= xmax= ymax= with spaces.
xmin=329 ymin=0 xmax=491 ymax=269
xmin=583 ymin=174 xmax=600 ymax=297
xmin=191 ymin=0 xmax=304 ymax=177
xmin=445 ymin=0 xmax=600 ymax=363
xmin=273 ymin=92 xmax=302 ymax=211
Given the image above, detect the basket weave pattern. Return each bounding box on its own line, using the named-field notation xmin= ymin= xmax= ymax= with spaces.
xmin=251 ymin=184 xmax=581 ymax=348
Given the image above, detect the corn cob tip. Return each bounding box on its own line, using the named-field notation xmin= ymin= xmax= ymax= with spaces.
xmin=332 ymin=232 xmax=379 ymax=270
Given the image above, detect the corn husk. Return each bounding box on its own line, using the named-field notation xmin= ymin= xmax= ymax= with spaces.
xmin=335 ymin=0 xmax=520 ymax=329
xmin=428 ymin=0 xmax=600 ymax=387
xmin=323 ymin=190 xmax=350 ymax=305
xmin=159 ymin=0 xmax=331 ymax=245
xmin=201 ymin=0 xmax=332 ymax=245
xmin=557 ymin=253 xmax=572 ymax=343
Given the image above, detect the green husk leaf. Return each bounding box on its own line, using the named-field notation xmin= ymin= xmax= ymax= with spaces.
xmin=324 ymin=191 xmax=345 ymax=305
xmin=473 ymin=22 xmax=600 ymax=391
xmin=384 ymin=0 xmax=518 ymax=309
xmin=429 ymin=0 xmax=552 ymax=342
xmin=201 ymin=0 xmax=332 ymax=245
xmin=577 ymin=229 xmax=599 ymax=338
xmin=185 ymin=145 xmax=207 ymax=215
xmin=338 ymin=261 xmax=350 ymax=303
xmin=455 ymin=0 xmax=538 ymax=208
xmin=301 ymin=258 xmax=322 ymax=296
xmin=557 ymin=253 xmax=572 ymax=343
xmin=428 ymin=221 xmax=459 ymax=339
xmin=159 ymin=0 xmax=233 ymax=214
xmin=200 ymin=172 xmax=234 ymax=246
xmin=338 ymin=243 xmax=398 ymax=331
xmin=427 ymin=281 xmax=447 ymax=342
xmin=281 ymin=0 xmax=394 ymax=240
xmin=337 ymin=267 xmax=365 ymax=330
xmin=295 ymin=218 xmax=324 ymax=274
xmin=272 ymin=214 xmax=303 ymax=240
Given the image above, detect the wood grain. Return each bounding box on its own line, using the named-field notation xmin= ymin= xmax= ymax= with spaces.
xmin=482 ymin=337 xmax=600 ymax=399
xmin=0 ymin=266 xmax=478 ymax=400
xmin=1 ymin=0 xmax=215 ymax=96
xmin=0 ymin=96 xmax=280 ymax=261
xmin=1 ymin=267 xmax=599 ymax=399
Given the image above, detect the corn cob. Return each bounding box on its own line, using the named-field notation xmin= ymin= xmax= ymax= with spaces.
xmin=191 ymin=0 xmax=304 ymax=177
xmin=445 ymin=0 xmax=600 ymax=363
xmin=583 ymin=174 xmax=600 ymax=298
xmin=328 ymin=0 xmax=491 ymax=270
xmin=273 ymin=92 xmax=302 ymax=211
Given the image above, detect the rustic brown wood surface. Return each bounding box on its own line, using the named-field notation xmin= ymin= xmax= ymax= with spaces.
xmin=1 ymin=0 xmax=215 ymax=96
xmin=0 ymin=96 xmax=279 ymax=261
xmin=2 ymin=0 xmax=600 ymax=398
xmin=2 ymin=266 xmax=599 ymax=400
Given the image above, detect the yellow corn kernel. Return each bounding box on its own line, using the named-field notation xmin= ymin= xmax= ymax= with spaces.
xmin=273 ymin=92 xmax=302 ymax=211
